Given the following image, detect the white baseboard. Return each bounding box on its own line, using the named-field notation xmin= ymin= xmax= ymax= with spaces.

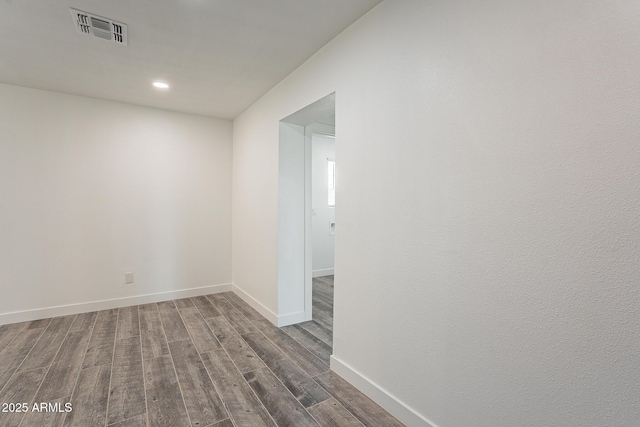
xmin=277 ymin=310 xmax=306 ymax=327
xmin=230 ymin=284 xmax=306 ymax=327
xmin=330 ymin=355 xmax=437 ymax=427
xmin=312 ymin=268 xmax=334 ymax=278
xmin=231 ymin=283 xmax=279 ymax=325
xmin=0 ymin=283 xmax=233 ymax=326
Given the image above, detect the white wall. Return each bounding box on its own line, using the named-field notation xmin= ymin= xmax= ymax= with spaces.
xmin=232 ymin=1 xmax=640 ymax=426
xmin=311 ymin=133 xmax=335 ymax=276
xmin=232 ymin=103 xmax=280 ymax=316
xmin=0 ymin=83 xmax=232 ymax=322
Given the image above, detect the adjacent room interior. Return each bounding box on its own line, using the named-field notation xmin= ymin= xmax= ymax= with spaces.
xmin=1 ymin=1 xmax=639 ymax=427
xmin=278 ymin=93 xmax=337 ymax=366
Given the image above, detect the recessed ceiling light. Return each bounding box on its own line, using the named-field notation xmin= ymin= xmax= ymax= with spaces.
xmin=153 ymin=81 xmax=169 ymax=89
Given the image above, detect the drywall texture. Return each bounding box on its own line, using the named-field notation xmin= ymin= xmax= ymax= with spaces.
xmin=312 ymin=133 xmax=335 ymax=275
xmin=232 ymin=0 xmax=640 ymax=426
xmin=0 ymin=83 xmax=232 ymax=317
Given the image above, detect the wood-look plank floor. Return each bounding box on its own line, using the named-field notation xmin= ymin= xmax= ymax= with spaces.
xmin=0 ymin=276 xmax=404 ymax=427
xmin=282 ymin=276 xmax=334 ymax=366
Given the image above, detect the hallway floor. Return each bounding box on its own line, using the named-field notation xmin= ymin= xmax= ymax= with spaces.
xmin=0 ymin=283 xmax=404 ymax=427
xmin=282 ymin=275 xmax=334 ymax=366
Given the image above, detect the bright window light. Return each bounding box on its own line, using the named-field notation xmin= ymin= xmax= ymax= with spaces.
xmin=153 ymin=81 xmax=169 ymax=89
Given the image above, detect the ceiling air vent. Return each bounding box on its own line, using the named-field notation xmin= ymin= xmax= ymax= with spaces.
xmin=70 ymin=8 xmax=128 ymax=45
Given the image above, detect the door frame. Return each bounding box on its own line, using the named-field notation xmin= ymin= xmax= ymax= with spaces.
xmin=277 ymin=92 xmax=335 ymax=326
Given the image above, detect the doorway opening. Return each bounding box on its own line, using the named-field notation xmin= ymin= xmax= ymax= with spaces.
xmin=277 ymin=93 xmax=335 ymax=360
xmin=308 ymin=128 xmax=335 ymax=337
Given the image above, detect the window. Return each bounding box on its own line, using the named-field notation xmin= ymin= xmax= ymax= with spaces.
xmin=328 ymin=158 xmax=335 ymax=207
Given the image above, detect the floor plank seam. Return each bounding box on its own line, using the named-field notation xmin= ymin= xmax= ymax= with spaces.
xmin=0 ymin=323 xmax=25 ymax=362
xmin=137 ymin=305 xmax=151 ymax=427
xmin=0 ymin=322 xmax=48 ymax=395
xmin=217 ymin=310 xmax=281 ymax=425
xmin=65 ymin=310 xmax=101 ymax=427
xmin=174 ymin=297 xmax=230 ymax=425
xmin=308 ymin=378 xmax=367 ymax=426
xmin=57 ymin=312 xmax=98 ymax=425
xmin=17 ymin=314 xmax=78 ymax=427
xmin=196 ymin=349 xmax=235 ymax=425
xmin=249 ymin=318 xmax=325 ymax=376
xmin=217 ymin=345 xmax=280 ymax=427
xmin=243 ymin=366 xmax=322 ymax=427
xmin=105 ymin=412 xmax=144 ymax=427
xmin=200 ymin=300 xmax=278 ymax=427
xmin=103 ymin=309 xmax=121 ymax=427
xmin=281 ymin=325 xmax=330 ymax=366
xmin=157 ymin=301 xmax=196 ymax=427
xmin=307 ymin=398 xmax=365 ymax=427
xmin=233 ymin=324 xmax=325 ymax=423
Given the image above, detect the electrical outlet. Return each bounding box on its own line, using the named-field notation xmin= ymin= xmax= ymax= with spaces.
xmin=124 ymin=272 xmax=134 ymax=284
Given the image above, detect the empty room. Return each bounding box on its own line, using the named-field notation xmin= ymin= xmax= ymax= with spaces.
xmin=1 ymin=1 xmax=639 ymax=427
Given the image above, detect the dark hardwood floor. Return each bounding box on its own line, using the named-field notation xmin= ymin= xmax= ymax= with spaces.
xmin=0 ymin=277 xmax=404 ymax=427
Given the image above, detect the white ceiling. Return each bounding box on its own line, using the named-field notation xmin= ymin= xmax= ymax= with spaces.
xmin=0 ymin=0 xmax=380 ymax=119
